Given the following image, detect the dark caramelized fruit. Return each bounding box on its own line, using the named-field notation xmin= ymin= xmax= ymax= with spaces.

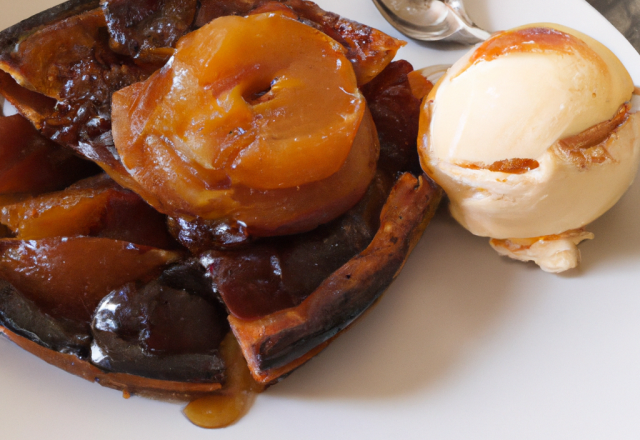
xmin=0 ymin=114 xmax=98 ymax=199
xmin=203 ymin=171 xmax=390 ymax=320
xmin=0 ymin=237 xmax=180 ymax=322
xmin=0 ymin=0 xmax=442 ymax=425
xmin=230 ymin=173 xmax=440 ymax=383
xmin=0 ymin=0 xmax=403 ymax=230
xmin=0 ymin=278 xmax=91 ymax=357
xmin=362 ymin=60 xmax=427 ymax=176
xmin=92 ymin=261 xmax=228 ymax=383
xmin=103 ymin=0 xmax=198 ymax=59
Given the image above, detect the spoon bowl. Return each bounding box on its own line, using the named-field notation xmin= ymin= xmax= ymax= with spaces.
xmin=372 ymin=0 xmax=491 ymax=44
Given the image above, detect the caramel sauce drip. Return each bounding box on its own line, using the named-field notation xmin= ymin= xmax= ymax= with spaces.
xmin=460 ymin=158 xmax=540 ymax=174
xmin=554 ymin=103 xmax=630 ymax=168
xmin=466 ymin=27 xmax=598 ymax=70
xmin=456 ymin=103 xmax=630 ymax=174
xmin=183 ymin=334 xmax=263 ymax=429
xmin=490 ymin=228 xmax=590 ymax=252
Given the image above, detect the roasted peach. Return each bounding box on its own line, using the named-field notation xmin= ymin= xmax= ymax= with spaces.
xmin=0 ymin=114 xmax=98 ymax=200
xmin=0 ymin=174 xmax=178 ymax=248
xmin=112 ymin=12 xmax=379 ymax=237
xmin=0 ymin=237 xmax=180 ymax=322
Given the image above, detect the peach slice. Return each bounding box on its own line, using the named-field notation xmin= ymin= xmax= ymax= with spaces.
xmin=0 ymin=114 xmax=97 ymax=198
xmin=0 ymin=237 xmax=180 ymax=322
xmin=112 ymin=12 xmax=378 ymax=237
xmin=0 ymin=175 xmax=177 ymax=249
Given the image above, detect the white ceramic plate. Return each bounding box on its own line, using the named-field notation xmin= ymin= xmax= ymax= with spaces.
xmin=1 ymin=0 xmax=640 ymax=438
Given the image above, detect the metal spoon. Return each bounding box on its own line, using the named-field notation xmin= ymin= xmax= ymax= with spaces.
xmin=372 ymin=0 xmax=491 ymax=44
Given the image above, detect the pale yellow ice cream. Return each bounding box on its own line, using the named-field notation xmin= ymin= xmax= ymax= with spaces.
xmin=418 ymin=24 xmax=640 ymax=272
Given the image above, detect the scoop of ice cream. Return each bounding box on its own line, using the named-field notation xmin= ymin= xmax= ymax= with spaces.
xmin=418 ymin=23 xmax=640 ymax=271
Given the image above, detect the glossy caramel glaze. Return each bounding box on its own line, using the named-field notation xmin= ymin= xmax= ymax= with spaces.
xmin=112 ymin=12 xmax=378 ymax=236
xmin=0 ymin=114 xmax=98 ymax=196
xmin=195 ymin=0 xmax=404 ymax=86
xmin=183 ymin=334 xmax=262 ymax=428
xmin=0 ymin=0 xmax=403 ymax=242
xmin=231 ymin=173 xmax=442 ymax=384
xmin=466 ymin=26 xmax=604 ymax=73
xmin=0 ymin=0 xmax=401 ymax=171
xmin=0 ymin=237 xmax=180 ymax=322
xmin=0 ymin=175 xmax=177 ymax=248
xmin=458 ymin=158 xmax=540 ymax=174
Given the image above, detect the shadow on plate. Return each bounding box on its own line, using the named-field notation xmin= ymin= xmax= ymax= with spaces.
xmin=268 ymin=206 xmax=519 ymax=401
xmin=578 ymin=174 xmax=640 ymax=272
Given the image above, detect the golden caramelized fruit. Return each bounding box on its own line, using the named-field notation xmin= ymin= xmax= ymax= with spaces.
xmin=0 ymin=175 xmax=177 ymax=248
xmin=112 ymin=12 xmax=378 ymax=236
xmin=0 ymin=237 xmax=180 ymax=322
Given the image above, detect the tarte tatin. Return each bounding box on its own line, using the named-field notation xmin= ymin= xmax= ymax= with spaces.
xmin=0 ymin=0 xmax=441 ymax=427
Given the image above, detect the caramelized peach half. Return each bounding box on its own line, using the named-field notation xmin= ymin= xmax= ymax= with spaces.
xmin=0 ymin=237 xmax=180 ymax=322
xmin=112 ymin=12 xmax=378 ymax=236
xmin=0 ymin=114 xmax=97 ymax=198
